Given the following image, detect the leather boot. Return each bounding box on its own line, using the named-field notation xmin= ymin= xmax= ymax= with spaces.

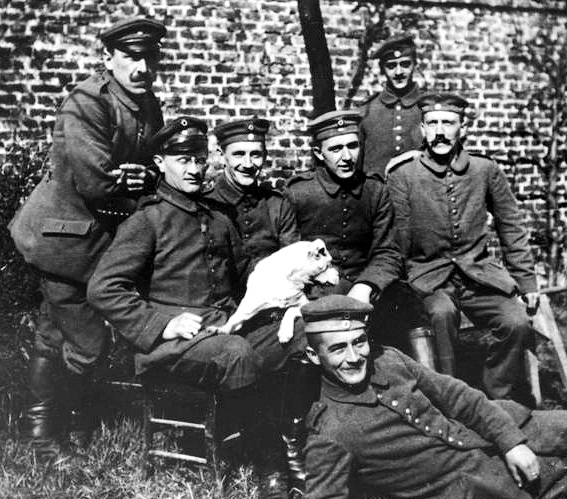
xmin=21 ymin=353 xmax=64 ymax=453
xmin=65 ymin=370 xmax=95 ymax=449
xmin=407 ymin=327 xmax=439 ymax=371
xmin=281 ymin=359 xmax=321 ymax=494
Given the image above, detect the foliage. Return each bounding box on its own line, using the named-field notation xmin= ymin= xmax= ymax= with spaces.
xmin=509 ymin=21 xmax=567 ymax=285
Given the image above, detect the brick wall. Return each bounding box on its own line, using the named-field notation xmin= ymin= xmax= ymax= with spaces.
xmin=1 ymin=0 xmax=566 ymax=271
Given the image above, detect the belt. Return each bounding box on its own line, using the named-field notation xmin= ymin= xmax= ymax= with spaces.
xmin=240 ymin=307 xmax=286 ymax=332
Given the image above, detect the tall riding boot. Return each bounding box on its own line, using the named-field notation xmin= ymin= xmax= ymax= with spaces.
xmin=407 ymin=327 xmax=440 ymax=371
xmin=65 ymin=369 xmax=95 ymax=449
xmin=281 ymin=359 xmax=321 ymax=495
xmin=22 ymin=352 xmax=63 ymax=450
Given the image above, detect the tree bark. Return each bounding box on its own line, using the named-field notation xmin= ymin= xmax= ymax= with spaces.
xmin=297 ymin=0 xmax=336 ymax=116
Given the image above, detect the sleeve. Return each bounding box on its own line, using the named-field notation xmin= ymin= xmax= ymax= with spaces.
xmin=398 ymin=350 xmax=527 ymax=453
xmin=58 ymin=90 xmax=127 ymax=203
xmin=86 ymin=211 xmax=174 ymax=352
xmin=487 ymin=163 xmax=537 ymax=294
xmin=355 ymin=182 xmax=403 ymax=291
xmin=304 ymin=434 xmax=354 ymax=499
xmin=386 ymin=170 xmax=412 ymax=259
xmin=276 ymin=196 xmax=301 ymax=248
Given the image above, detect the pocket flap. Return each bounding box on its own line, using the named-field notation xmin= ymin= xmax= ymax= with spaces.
xmin=42 ymin=218 xmax=92 ymax=236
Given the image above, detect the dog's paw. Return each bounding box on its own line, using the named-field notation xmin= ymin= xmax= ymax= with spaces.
xmin=278 ymin=329 xmax=293 ymax=344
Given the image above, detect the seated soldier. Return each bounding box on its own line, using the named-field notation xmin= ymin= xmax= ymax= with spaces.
xmin=87 ymin=117 xmax=305 ymax=499
xmin=302 ymin=295 xmax=567 ymax=499
xmin=387 ymin=92 xmax=540 ymax=407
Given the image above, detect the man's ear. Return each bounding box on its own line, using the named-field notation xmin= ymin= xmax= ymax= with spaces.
xmin=153 ymin=154 xmax=165 ymax=173
xmin=458 ymin=116 xmax=468 ymax=139
xmin=312 ymin=146 xmax=324 ymax=162
xmin=305 ymin=345 xmax=321 ymax=366
xmin=103 ymin=47 xmax=114 ymax=71
xmin=420 ymin=121 xmax=426 ymax=139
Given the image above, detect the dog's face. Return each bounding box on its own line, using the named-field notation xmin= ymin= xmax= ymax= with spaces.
xmin=305 ymin=239 xmax=340 ymax=285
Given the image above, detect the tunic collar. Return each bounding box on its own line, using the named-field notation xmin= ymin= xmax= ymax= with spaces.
xmin=212 ymin=173 xmax=260 ymax=207
xmin=104 ymin=70 xmax=156 ymax=113
xmin=315 ymin=166 xmax=364 ymax=197
xmin=320 ymin=357 xmax=389 ymax=406
xmin=419 ymin=146 xmax=470 ymax=174
xmin=379 ymin=82 xmax=420 ymax=108
xmin=157 ymin=180 xmax=207 ymax=215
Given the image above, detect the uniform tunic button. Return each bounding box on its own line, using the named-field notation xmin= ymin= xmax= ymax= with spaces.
xmin=414 ymin=418 xmax=420 ymax=424
xmin=395 ymin=135 xmax=401 ymax=141
xmin=395 ymin=105 xmax=401 ymax=111
xmin=425 ymin=426 xmax=430 ymax=432
xmin=341 ymin=193 xmax=347 ymax=199
xmin=342 ymin=221 xmax=347 ymax=227
xmin=343 ymin=208 xmax=348 ymax=213
xmin=458 ymin=441 xmax=464 ymax=446
xmin=451 ymin=257 xmax=457 ymax=263
xmin=452 ymin=209 xmax=457 ymax=215
xmin=438 ymin=429 xmax=443 ymax=435
xmin=210 ymin=268 xmax=215 ymax=273
xmin=405 ymin=408 xmax=411 ymax=414
xmin=396 ymin=115 xmax=401 ymax=120
xmin=450 ymin=196 xmax=456 ymax=202
xmin=453 ymin=222 xmax=459 ymax=228
xmin=377 ymin=394 xmax=383 ymax=399
xmin=244 ymin=234 xmax=250 ymax=239
xmin=342 ymin=234 xmax=347 ymax=239
xmin=341 ymin=256 xmax=347 ymax=261
xmin=395 ymin=146 xmax=401 ymax=151
xmin=453 ymin=234 xmax=458 ymax=240
xmin=392 ymin=400 xmax=399 ymax=407
xmin=448 ymin=437 xmax=454 ymax=443
xmin=449 ymin=183 xmax=454 ymax=189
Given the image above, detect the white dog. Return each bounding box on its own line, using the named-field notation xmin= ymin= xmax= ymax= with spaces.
xmin=208 ymin=239 xmax=339 ymax=342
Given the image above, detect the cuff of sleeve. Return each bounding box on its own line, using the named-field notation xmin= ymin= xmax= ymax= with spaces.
xmin=497 ymin=427 xmax=528 ymax=454
xmin=133 ymin=311 xmax=175 ymax=352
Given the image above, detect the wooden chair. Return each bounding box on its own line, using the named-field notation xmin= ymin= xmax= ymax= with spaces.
xmin=141 ymin=374 xmax=241 ymax=491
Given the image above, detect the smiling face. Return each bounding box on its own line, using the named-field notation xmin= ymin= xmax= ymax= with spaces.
xmin=421 ymin=110 xmax=463 ymax=157
xmin=104 ymin=48 xmax=159 ymax=96
xmin=313 ymin=132 xmax=360 ymax=180
xmin=381 ymin=55 xmax=415 ymax=91
xmin=307 ymin=329 xmax=370 ymax=386
xmin=222 ymin=141 xmax=266 ymax=188
xmin=154 ymin=152 xmax=208 ymax=194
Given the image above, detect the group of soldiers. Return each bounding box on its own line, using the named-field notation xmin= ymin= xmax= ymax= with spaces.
xmin=9 ymin=14 xmax=567 ymax=499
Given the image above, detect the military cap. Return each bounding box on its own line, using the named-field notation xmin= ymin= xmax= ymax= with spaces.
xmin=213 ymin=117 xmax=270 ymax=148
xmin=150 ymin=116 xmax=208 ymax=155
xmin=99 ymin=16 xmax=166 ymax=55
xmin=301 ymin=295 xmax=373 ymax=334
xmin=307 ymin=110 xmax=362 ymax=142
xmin=376 ymin=34 xmax=416 ymax=62
xmin=418 ymin=93 xmax=468 ymax=115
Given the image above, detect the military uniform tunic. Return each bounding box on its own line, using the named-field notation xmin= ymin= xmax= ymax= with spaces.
xmin=207 ymin=174 xmax=300 ymax=264
xmin=88 ymin=181 xmax=305 ymax=386
xmin=285 ymin=167 xmax=402 ymax=296
xmin=387 ymin=147 xmax=538 ymax=401
xmin=9 ymin=70 xmax=163 ymax=373
xmin=359 ymin=84 xmax=422 ymax=176
xmin=305 ymin=347 xmax=567 ymax=499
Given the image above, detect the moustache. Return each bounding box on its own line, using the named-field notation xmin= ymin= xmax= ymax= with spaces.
xmin=184 ymin=174 xmax=203 ymax=183
xmin=235 ymin=166 xmax=258 ymax=175
xmin=431 ymin=136 xmax=452 ymax=147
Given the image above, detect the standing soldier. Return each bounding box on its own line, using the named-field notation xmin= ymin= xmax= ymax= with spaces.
xmin=9 ymin=16 xmax=166 ymax=452
xmin=359 ymin=34 xmax=423 ymax=176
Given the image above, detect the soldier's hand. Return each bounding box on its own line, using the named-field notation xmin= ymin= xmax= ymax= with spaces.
xmin=162 ymin=312 xmax=203 ymax=341
xmin=111 ymin=163 xmax=148 ymax=192
xmin=347 ymin=283 xmax=373 ymax=304
xmin=505 ymin=444 xmax=540 ymax=488
xmin=522 ymin=292 xmax=540 ymax=316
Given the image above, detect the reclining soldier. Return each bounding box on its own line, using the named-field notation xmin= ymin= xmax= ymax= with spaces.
xmin=302 ymin=295 xmax=567 ymax=499
xmin=87 ymin=117 xmax=306 ymax=499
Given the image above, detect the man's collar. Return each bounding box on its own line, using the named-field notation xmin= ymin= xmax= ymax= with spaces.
xmin=157 ymin=180 xmax=205 ymax=214
xmin=213 ymin=173 xmax=260 ymax=206
xmin=104 ymin=70 xmax=153 ymax=112
xmin=379 ymin=82 xmax=420 ymax=107
xmin=320 ymin=359 xmax=389 ymax=406
xmin=419 ymin=145 xmax=470 ymax=174
xmin=315 ymin=166 xmax=364 ymax=197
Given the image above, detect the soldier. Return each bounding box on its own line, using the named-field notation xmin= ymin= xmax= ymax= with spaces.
xmin=9 ymin=16 xmax=165 ymax=452
xmin=302 ymin=294 xmax=567 ymax=499
xmin=359 ymin=34 xmax=423 ymax=176
xmin=208 ymin=117 xmax=305 ymax=492
xmin=387 ymin=93 xmax=540 ymax=407
xmin=87 ymin=117 xmax=303 ymax=499
xmin=286 ymin=109 xmax=429 ymax=351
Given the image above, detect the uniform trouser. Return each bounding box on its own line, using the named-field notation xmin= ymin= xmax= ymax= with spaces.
xmin=160 ymin=315 xmax=308 ymax=393
xmin=35 ymin=273 xmax=110 ymax=374
xmin=421 ymin=271 xmax=535 ymax=403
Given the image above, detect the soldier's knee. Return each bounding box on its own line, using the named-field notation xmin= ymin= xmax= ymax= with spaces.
xmin=214 ymin=336 xmax=262 ymax=389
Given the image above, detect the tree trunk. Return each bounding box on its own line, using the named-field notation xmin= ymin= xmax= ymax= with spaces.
xmin=297 ymin=0 xmax=336 ymax=117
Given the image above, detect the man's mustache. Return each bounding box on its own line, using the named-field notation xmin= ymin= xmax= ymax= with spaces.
xmin=431 ymin=136 xmax=452 ymax=147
